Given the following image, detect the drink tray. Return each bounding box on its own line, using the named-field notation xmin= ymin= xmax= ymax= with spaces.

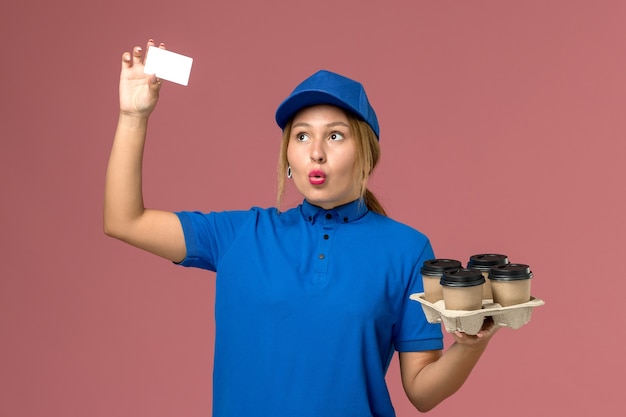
xmin=410 ymin=293 xmax=545 ymax=335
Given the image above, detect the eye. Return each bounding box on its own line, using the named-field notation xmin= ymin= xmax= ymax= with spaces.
xmin=329 ymin=132 xmax=344 ymax=141
xmin=296 ymin=133 xmax=310 ymax=142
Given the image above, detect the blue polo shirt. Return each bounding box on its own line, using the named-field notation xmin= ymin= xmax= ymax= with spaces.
xmin=175 ymin=199 xmax=443 ymax=417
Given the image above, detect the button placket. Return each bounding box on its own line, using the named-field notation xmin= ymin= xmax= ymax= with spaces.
xmin=312 ymin=211 xmax=337 ymax=284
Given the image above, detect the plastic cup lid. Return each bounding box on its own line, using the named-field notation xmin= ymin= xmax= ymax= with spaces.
xmin=420 ymin=259 xmax=463 ymax=276
xmin=488 ymin=263 xmax=533 ymax=281
xmin=467 ymin=254 xmax=509 ymax=270
xmin=440 ymin=268 xmax=486 ymax=287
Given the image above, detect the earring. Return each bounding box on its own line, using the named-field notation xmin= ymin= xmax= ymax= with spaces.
xmin=287 ymin=166 xmax=292 ymax=179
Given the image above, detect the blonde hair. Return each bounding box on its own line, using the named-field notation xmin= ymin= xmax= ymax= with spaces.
xmin=276 ymin=111 xmax=387 ymax=216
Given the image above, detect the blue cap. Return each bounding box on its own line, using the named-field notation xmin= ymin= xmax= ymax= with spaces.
xmin=275 ymin=70 xmax=380 ymax=139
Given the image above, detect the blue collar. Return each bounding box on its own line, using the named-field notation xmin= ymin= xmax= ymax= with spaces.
xmin=300 ymin=199 xmax=369 ymax=224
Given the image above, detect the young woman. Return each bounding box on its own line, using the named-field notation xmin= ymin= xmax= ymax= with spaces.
xmin=104 ymin=39 xmax=499 ymax=417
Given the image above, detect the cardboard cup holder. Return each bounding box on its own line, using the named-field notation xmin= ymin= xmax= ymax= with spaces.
xmin=410 ymin=293 xmax=545 ymax=335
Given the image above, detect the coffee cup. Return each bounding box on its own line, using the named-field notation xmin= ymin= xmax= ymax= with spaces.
xmin=467 ymin=254 xmax=509 ymax=300
xmin=488 ymin=263 xmax=533 ymax=306
xmin=440 ymin=268 xmax=485 ymax=310
xmin=420 ymin=259 xmax=462 ymax=303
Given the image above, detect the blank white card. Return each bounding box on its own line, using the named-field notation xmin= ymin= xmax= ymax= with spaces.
xmin=144 ymin=46 xmax=193 ymax=86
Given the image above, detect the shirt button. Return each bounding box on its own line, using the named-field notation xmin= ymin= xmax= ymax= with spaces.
xmin=319 ymin=254 xmax=325 ymax=260
xmin=323 ymin=234 xmax=329 ymax=240
xmin=325 ymin=213 xmax=332 ymax=219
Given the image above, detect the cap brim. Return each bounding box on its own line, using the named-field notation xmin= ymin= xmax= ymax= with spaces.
xmin=275 ymin=90 xmax=362 ymax=130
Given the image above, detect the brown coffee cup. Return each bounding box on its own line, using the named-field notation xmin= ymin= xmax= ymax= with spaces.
xmin=420 ymin=259 xmax=462 ymax=303
xmin=440 ymin=268 xmax=485 ymax=310
xmin=467 ymin=254 xmax=509 ymax=300
xmin=488 ymin=263 xmax=533 ymax=306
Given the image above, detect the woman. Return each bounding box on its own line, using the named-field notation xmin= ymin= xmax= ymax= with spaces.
xmin=104 ymin=40 xmax=499 ymax=417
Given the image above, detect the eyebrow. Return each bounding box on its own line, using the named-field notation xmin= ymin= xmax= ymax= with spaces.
xmin=292 ymin=121 xmax=350 ymax=129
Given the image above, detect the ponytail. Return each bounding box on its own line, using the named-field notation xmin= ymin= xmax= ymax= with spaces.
xmin=364 ymin=188 xmax=387 ymax=216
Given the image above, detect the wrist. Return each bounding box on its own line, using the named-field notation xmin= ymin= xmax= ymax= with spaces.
xmin=117 ymin=111 xmax=150 ymax=128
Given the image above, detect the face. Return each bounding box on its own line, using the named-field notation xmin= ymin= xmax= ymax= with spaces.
xmin=287 ymin=105 xmax=359 ymax=210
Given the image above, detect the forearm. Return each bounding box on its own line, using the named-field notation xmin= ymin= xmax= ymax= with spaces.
xmin=103 ymin=112 xmax=149 ymax=238
xmin=402 ymin=338 xmax=489 ymax=412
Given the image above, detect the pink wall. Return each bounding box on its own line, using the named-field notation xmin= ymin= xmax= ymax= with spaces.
xmin=2 ymin=1 xmax=624 ymax=416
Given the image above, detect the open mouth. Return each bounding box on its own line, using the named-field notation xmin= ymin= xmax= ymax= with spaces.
xmin=309 ymin=170 xmax=326 ymax=185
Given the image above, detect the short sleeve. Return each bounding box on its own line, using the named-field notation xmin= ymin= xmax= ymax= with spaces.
xmin=393 ymin=240 xmax=444 ymax=352
xmin=175 ymin=209 xmax=257 ymax=271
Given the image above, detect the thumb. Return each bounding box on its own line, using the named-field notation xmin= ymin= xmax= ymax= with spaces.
xmin=148 ymin=74 xmax=162 ymax=92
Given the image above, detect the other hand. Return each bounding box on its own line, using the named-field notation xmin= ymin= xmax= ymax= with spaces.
xmin=118 ymin=39 xmax=165 ymax=117
xmin=451 ymin=316 xmax=500 ymax=346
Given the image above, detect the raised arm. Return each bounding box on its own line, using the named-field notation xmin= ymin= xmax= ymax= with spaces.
xmin=103 ymin=40 xmax=186 ymax=263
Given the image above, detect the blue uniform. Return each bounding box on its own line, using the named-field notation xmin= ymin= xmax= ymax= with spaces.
xmin=175 ymin=199 xmax=443 ymax=417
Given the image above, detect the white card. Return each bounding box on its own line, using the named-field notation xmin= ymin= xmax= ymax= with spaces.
xmin=144 ymin=46 xmax=193 ymax=86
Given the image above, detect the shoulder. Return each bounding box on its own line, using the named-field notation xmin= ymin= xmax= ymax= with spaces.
xmin=353 ymin=212 xmax=433 ymax=263
xmin=177 ymin=205 xmax=301 ymax=229
xmin=364 ymin=212 xmax=430 ymax=242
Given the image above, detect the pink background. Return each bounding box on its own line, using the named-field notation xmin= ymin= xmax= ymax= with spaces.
xmin=2 ymin=1 xmax=624 ymax=416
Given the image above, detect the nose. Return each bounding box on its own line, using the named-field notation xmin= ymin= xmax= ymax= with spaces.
xmin=310 ymin=139 xmax=326 ymax=163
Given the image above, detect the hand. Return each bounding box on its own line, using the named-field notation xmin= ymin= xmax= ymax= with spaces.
xmin=451 ymin=316 xmax=500 ymax=347
xmin=118 ymin=39 xmax=165 ymax=117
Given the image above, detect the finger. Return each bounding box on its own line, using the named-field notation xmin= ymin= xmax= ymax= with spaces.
xmin=477 ymin=324 xmax=499 ymax=339
xmin=121 ymin=51 xmax=132 ymax=68
xmin=147 ymin=73 xmax=163 ymax=93
xmin=453 ymin=331 xmax=484 ymax=343
xmin=143 ymin=40 xmax=165 ymax=64
xmin=148 ymin=73 xmax=161 ymax=86
xmin=144 ymin=39 xmax=156 ymax=63
xmin=132 ymin=46 xmax=144 ymax=65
